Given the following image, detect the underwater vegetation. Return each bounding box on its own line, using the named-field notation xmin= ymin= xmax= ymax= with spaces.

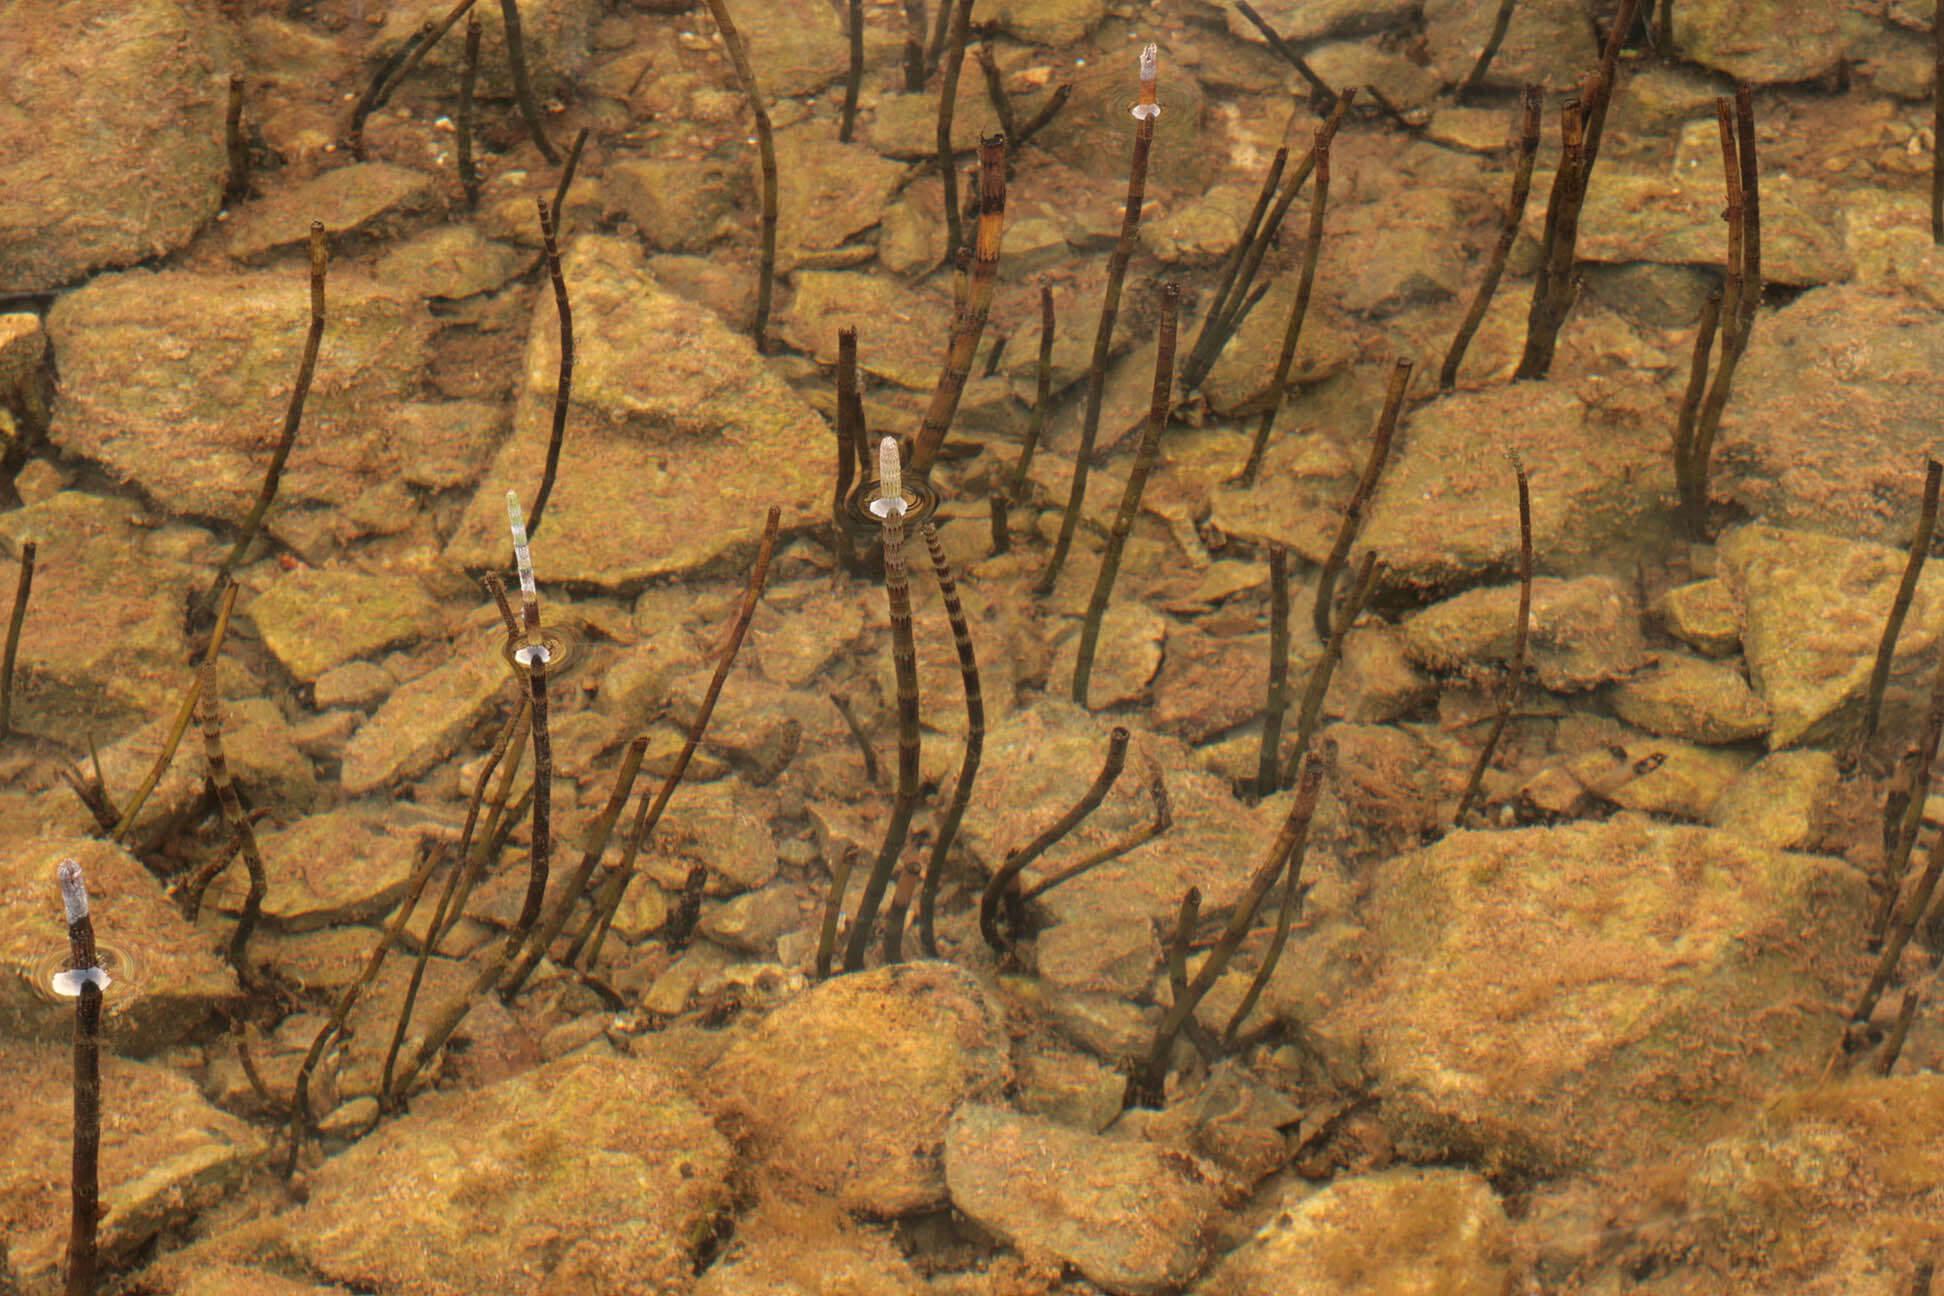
xmin=14 ymin=0 xmax=1944 ymax=1292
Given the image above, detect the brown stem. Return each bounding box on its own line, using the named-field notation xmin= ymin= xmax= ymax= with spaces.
xmin=1073 ymin=283 xmax=1180 ymax=705
xmin=909 ymin=134 xmax=1009 ymax=480
xmin=1441 ymin=86 xmax=1542 ymax=390
xmin=704 ymin=0 xmax=776 ymax=352
xmin=213 ymin=222 xmax=327 ymax=602
xmin=1457 ymin=0 xmax=1519 ymax=101
xmin=936 ymin=0 xmax=975 ymax=266
xmin=841 ymin=0 xmax=865 ymax=142
xmin=1313 ymin=360 xmax=1409 ymax=642
xmin=456 ymin=14 xmax=482 ymax=209
xmin=0 ymin=539 xmax=33 ymax=737
xmin=526 ymin=197 xmax=574 ymax=540
xmin=915 ymin=521 xmax=984 ymax=959
xmin=979 ymin=726 xmax=1131 ymax=954
xmin=500 ymin=0 xmax=559 ymax=162
xmin=1454 ymin=455 xmax=1533 ymax=826
xmin=1239 ymin=126 xmax=1335 ymax=487
xmin=1255 ymin=545 xmax=1290 ymax=798
xmin=200 ymin=659 xmax=268 ymax=986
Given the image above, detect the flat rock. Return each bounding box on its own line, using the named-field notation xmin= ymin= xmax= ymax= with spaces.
xmin=1719 ymin=523 xmax=1944 ymax=748
xmin=945 ymin=1104 xmax=1229 ymax=1294
xmin=373 ymin=223 xmax=525 ymax=301
xmin=0 ymin=1040 xmax=264 ymax=1290
xmin=1716 ymin=285 xmax=1944 ymax=546
xmin=774 ymin=132 xmax=908 ymax=257
xmin=204 ymin=808 xmax=438 ymax=932
xmin=1401 ymin=574 xmax=1647 ymax=691
xmin=693 ymin=1200 xmax=927 ymax=1296
xmin=864 ymin=84 xmax=1006 ymax=160
xmin=1608 ymin=650 xmax=1772 ymax=744
xmin=1710 ymin=749 xmax=1841 ymax=851
xmin=224 ymin=163 xmax=437 ymax=261
xmin=1422 ymin=0 xmax=1595 ymax=89
xmin=735 ymin=0 xmax=848 ymax=97
xmin=1670 ymin=0 xmax=1846 ymax=83
xmin=1192 ymin=1169 xmax=1515 ymax=1295
xmin=444 ymin=236 xmax=825 ymax=585
xmin=0 ymin=0 xmax=230 ymax=291
xmin=707 ymin=962 xmax=1009 ymax=1214
xmin=1685 ymin=1077 xmax=1944 ymax=1289
xmin=339 ymin=644 xmax=513 ymax=795
xmin=256 ymin=1054 xmax=729 ymax=1293
xmin=0 ymin=836 xmax=237 ymax=1053
xmin=1524 ymin=170 xmax=1853 ymax=287
xmin=0 ymin=492 xmax=196 ymax=738
xmin=785 ymin=268 xmax=948 ymax=391
xmin=46 ymin=266 xmax=434 ymax=523
xmin=1654 ymin=576 xmax=1742 ymax=656
xmin=606 ymin=156 xmax=743 ymax=253
xmin=1347 ymin=817 xmax=1867 ymax=1173
xmin=249 ymin=562 xmax=444 ymax=683
xmin=1362 ymin=381 xmax=1669 ymax=594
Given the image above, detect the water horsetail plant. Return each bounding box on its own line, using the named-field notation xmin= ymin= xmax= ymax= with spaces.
xmin=223 ymin=72 xmax=248 ymax=201
xmin=500 ymin=0 xmax=559 ymax=162
xmin=1870 ymin=615 xmax=1944 ymax=949
xmin=843 ymin=438 xmax=923 ymax=972
xmin=573 ymin=506 xmax=781 ymax=968
xmin=524 ymin=196 xmax=574 ymax=540
xmin=1313 ymin=360 xmax=1408 ymax=642
xmin=1456 ymin=0 xmax=1520 ymax=101
xmin=386 ymin=491 xmax=558 ymax=1104
xmin=901 ymin=0 xmax=926 ymax=92
xmin=1038 ymin=43 xmax=1162 ymax=593
xmin=1453 ymin=454 xmax=1534 ymax=826
xmin=1441 ymin=86 xmax=1542 ymax=390
xmin=908 ymin=133 xmax=1008 ymax=483
xmin=703 ymin=0 xmax=777 ymax=352
xmin=53 ymin=858 xmax=106 ymax=1296
xmin=934 ymin=0 xmax=975 ymax=267
xmin=1674 ymin=86 xmax=1762 ymax=540
xmin=1863 ymin=458 xmax=1944 ymax=741
xmin=1254 ymin=545 xmax=1291 ymax=798
xmin=456 ymin=12 xmax=482 ymax=208
xmin=1935 ymin=5 xmax=1944 ymax=243
xmin=0 ymin=539 xmax=32 ymax=736
xmin=1073 ymin=283 xmax=1179 ymax=706
xmin=980 ymin=725 xmax=1130 ymax=956
xmin=990 ymin=283 xmax=1054 ymax=554
xmin=199 ymin=657 xmax=268 ymax=986
xmin=1516 ymin=0 xmax=1638 ymax=380
xmin=113 ymin=581 xmax=239 ymax=845
xmin=840 ymin=0 xmax=863 ymax=142
xmin=913 ymin=520 xmax=984 ymax=959
xmin=1179 ymin=91 xmax=1354 ymax=398
xmin=1238 ymin=113 xmax=1338 ymax=488
xmin=1281 ymin=550 xmax=1377 ymax=788
xmin=1124 ymin=745 xmax=1329 ymax=1110
xmin=209 ymin=222 xmax=326 ymax=610
xmin=290 ymin=843 xmax=443 ymax=1174
xmin=349 ymin=0 xmax=481 ymax=159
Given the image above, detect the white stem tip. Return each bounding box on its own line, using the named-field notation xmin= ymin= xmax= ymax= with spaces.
xmin=871 ymin=436 xmax=906 ymax=520
xmin=57 ymin=858 xmax=87 ymax=925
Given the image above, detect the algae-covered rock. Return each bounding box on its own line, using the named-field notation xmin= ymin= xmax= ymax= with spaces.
xmin=0 ymin=0 xmax=231 ymax=291
xmin=1711 ymin=749 xmax=1842 ymax=851
xmin=1401 ymin=574 xmax=1647 ymax=690
xmin=945 ymin=1103 xmax=1229 ymax=1293
xmin=1608 ymin=651 xmax=1772 ymax=744
xmin=47 ymin=266 xmax=433 ymax=523
xmin=1422 ymin=0 xmax=1593 ymax=88
xmin=1350 ymin=817 xmax=1868 ymax=1173
xmin=204 ymin=808 xmax=439 ymax=932
xmin=1654 ymin=576 xmax=1743 ymax=657
xmin=1362 ymin=382 xmax=1670 ymax=594
xmin=1522 ymin=171 xmax=1852 ymax=286
xmin=0 ymin=493 xmax=197 ymax=739
xmin=1717 ymin=286 xmax=1944 ymax=546
xmin=1719 ymin=523 xmax=1944 ymax=748
xmin=444 ymin=236 xmax=825 ymax=585
xmin=249 ymin=562 xmax=444 ymax=683
xmin=785 ymin=269 xmax=948 ymax=391
xmin=1192 ymin=1168 xmax=1516 ymax=1296
xmin=223 ymin=162 xmax=438 ymax=261
xmin=338 ymin=644 xmax=512 ymax=795
xmin=372 ymin=0 xmax=595 ymax=99
xmin=707 ymin=961 xmax=1009 ymax=1214
xmin=1670 ymin=0 xmax=1846 ymax=83
xmin=272 ymin=1053 xmax=731 ymax=1293
xmin=1687 ymin=1077 xmax=1944 ymax=1290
